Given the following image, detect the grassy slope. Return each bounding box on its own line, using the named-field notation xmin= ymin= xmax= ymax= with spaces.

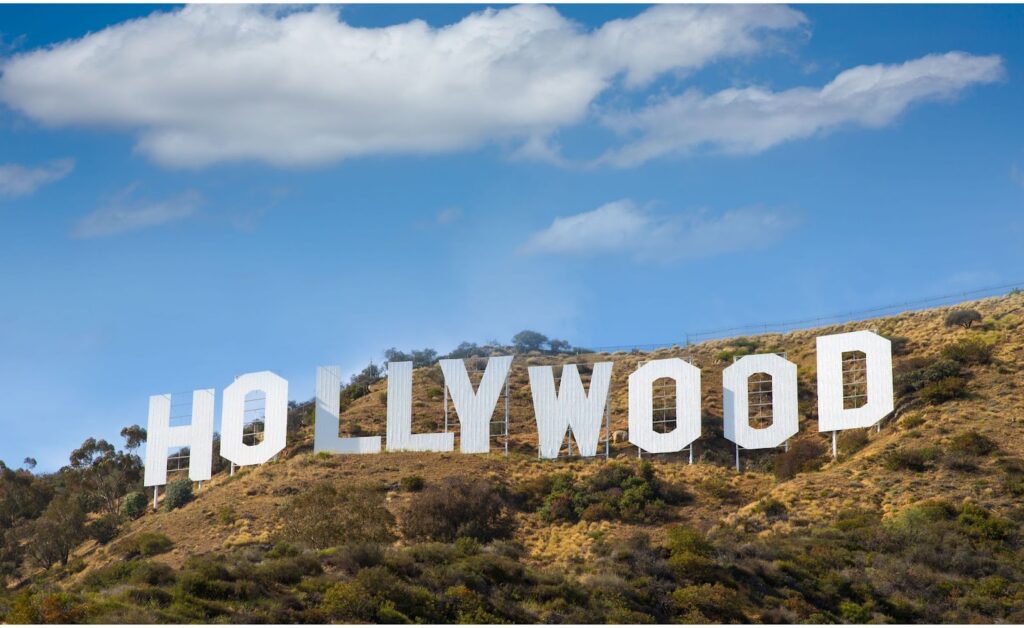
xmin=35 ymin=292 xmax=1024 ymax=618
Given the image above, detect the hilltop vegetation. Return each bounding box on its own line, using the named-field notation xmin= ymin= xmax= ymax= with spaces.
xmin=2 ymin=295 xmax=1024 ymax=622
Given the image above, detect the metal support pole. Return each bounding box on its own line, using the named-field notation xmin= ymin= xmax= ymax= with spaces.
xmin=443 ymin=385 xmax=449 ymax=433
xmin=735 ymin=443 xmax=741 ymax=472
xmin=197 ymin=481 xmax=202 ymax=493
xmin=688 ymin=443 xmax=693 ymax=465
xmin=784 ymin=440 xmax=789 ymax=453
xmin=230 ymin=462 xmax=236 ymax=476
xmin=504 ymin=377 xmax=509 ymax=456
xmin=153 ymin=486 xmax=159 ymax=511
xmin=832 ymin=431 xmax=837 ymax=458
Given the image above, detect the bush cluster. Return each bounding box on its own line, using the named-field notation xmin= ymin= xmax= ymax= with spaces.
xmin=163 ymin=479 xmax=193 ymax=511
xmin=774 ymin=437 xmax=827 ymax=480
xmin=894 ymin=337 xmax=995 ymax=407
xmin=524 ymin=462 xmax=690 ymax=524
xmin=121 ymin=491 xmax=148 ymax=520
xmin=4 ymin=492 xmax=1023 ymax=624
xmin=400 ymin=477 xmax=514 ymax=543
xmin=278 ymin=481 xmax=395 ymax=550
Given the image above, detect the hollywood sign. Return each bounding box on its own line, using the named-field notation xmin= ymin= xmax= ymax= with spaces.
xmin=143 ymin=330 xmax=893 ymax=488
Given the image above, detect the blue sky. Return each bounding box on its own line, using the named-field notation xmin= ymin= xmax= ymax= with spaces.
xmin=0 ymin=4 xmax=1022 ymax=470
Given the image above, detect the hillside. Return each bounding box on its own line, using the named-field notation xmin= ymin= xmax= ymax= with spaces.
xmin=3 ymin=292 xmax=1024 ymax=623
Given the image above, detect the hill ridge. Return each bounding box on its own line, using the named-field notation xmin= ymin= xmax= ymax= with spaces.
xmin=4 ymin=291 xmax=1023 ymax=623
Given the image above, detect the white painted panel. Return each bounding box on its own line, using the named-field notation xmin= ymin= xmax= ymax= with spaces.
xmin=314 ymin=366 xmax=381 ymax=454
xmin=628 ymin=358 xmax=701 ymax=454
xmin=385 ymin=361 xmax=454 ymax=452
xmin=220 ymin=371 xmax=288 ymax=466
xmin=144 ymin=389 xmax=214 ymax=487
xmin=723 ymin=354 xmax=798 ymax=449
xmin=439 ymin=355 xmax=513 ymax=454
xmin=817 ymin=330 xmax=894 ymax=432
xmin=528 ymin=362 xmax=613 ymax=459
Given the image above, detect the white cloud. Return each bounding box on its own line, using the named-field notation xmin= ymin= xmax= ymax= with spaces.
xmin=1012 ymin=162 xmax=1024 ymax=190
xmin=436 ymin=207 xmax=463 ymax=225
xmin=598 ymin=52 xmax=1004 ymax=166
xmin=0 ymin=4 xmax=804 ymax=168
xmin=520 ymin=199 xmax=796 ymax=262
xmin=0 ymin=158 xmax=74 ymax=197
xmin=72 ymin=186 xmax=202 ymax=238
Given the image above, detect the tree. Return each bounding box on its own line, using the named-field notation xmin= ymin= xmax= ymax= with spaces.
xmin=410 ymin=349 xmax=438 ymax=368
xmin=446 ymin=342 xmax=484 ymax=359
xmin=512 ymin=330 xmax=549 ymax=354
xmin=0 ymin=461 xmax=49 ymax=530
xmin=340 ymin=363 xmax=385 ymax=410
xmin=279 ymin=481 xmax=395 ymax=550
xmin=20 ymin=494 xmax=85 ymax=568
xmin=383 ymin=348 xmax=438 ymax=368
xmin=383 ymin=347 xmax=412 ymax=363
xmin=944 ymin=309 xmax=982 ymax=329
xmin=120 ymin=425 xmax=147 ymax=451
xmin=21 ymin=457 xmax=36 ymax=470
xmin=0 ymin=461 xmax=49 ymax=576
xmin=548 ymin=339 xmax=572 ymax=354
xmin=66 ymin=436 xmax=143 ymax=516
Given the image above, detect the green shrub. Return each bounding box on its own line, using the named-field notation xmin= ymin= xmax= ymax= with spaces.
xmin=510 ymin=473 xmax=562 ymax=511
xmin=426 ymin=386 xmax=443 ymax=400
xmin=279 ymin=481 xmax=395 ymax=550
xmin=401 ymin=477 xmax=514 ymax=542
xmin=121 ymin=491 xmax=149 ymax=520
xmin=840 ymin=600 xmax=872 ymax=623
xmin=941 ymin=337 xmax=994 ymax=366
xmin=774 ymin=437 xmax=827 ymax=480
xmin=322 ymin=580 xmax=376 ymax=622
xmin=665 ymin=526 xmax=716 ymax=582
xmin=919 ymin=376 xmax=969 ymax=404
xmin=895 ymin=358 xmax=963 ymax=400
xmin=266 ymin=542 xmax=298 ymax=558
xmin=399 ymin=475 xmax=425 ymax=492
xmin=252 ymin=554 xmax=322 ymax=585
xmin=80 ymin=558 xmax=173 ymax=591
xmin=887 ymin=335 xmax=911 ymax=355
xmin=125 ymin=585 xmax=172 ymax=606
xmin=900 ymin=413 xmax=926 ymax=429
xmin=535 ymin=462 xmax=689 ymax=525
xmin=947 ymin=430 xmax=997 ymax=457
xmin=883 ymin=446 xmax=941 ymax=472
xmin=131 ymin=560 xmax=175 ymax=586
xmin=837 ymin=429 xmax=870 ymax=455
xmin=163 ymin=479 xmax=193 ymax=511
xmin=755 ymin=497 xmax=789 ymax=522
xmin=133 ymin=532 xmax=173 ymax=557
xmin=715 ymin=338 xmax=760 ymax=363
xmin=176 ymin=557 xmax=260 ymax=601
xmin=87 ymin=513 xmax=121 ymax=544
xmin=81 ymin=560 xmax=140 ymax=589
xmin=321 ymin=541 xmax=385 ymax=573
xmin=217 ymin=505 xmax=236 ymax=526
xmin=672 ymin=583 xmax=745 ymax=622
xmin=956 ymin=502 xmax=1014 ymax=541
